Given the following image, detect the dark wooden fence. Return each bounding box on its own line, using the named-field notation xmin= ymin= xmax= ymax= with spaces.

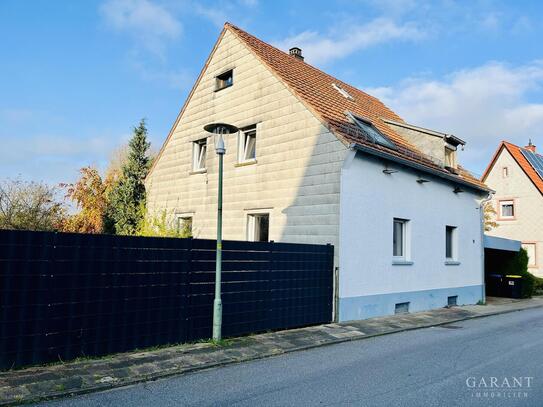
xmin=0 ymin=229 xmax=333 ymax=369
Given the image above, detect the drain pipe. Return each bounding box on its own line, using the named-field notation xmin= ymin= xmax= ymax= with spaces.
xmin=479 ymin=191 xmax=494 ymax=304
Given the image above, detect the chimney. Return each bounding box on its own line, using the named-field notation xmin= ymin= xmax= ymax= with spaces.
xmin=289 ymin=47 xmax=304 ymax=61
xmin=525 ymin=139 xmax=537 ymax=153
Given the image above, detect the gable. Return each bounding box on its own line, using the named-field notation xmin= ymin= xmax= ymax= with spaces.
xmin=483 ymin=142 xmax=543 ymax=196
xmin=146 ymin=28 xmax=335 ymax=187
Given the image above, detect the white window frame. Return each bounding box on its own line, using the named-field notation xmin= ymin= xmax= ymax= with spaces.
xmin=392 ymin=218 xmax=411 ymax=264
xmin=499 ymin=200 xmax=515 ymax=219
xmin=444 ymin=146 xmax=456 ymax=168
xmin=176 ymin=213 xmax=193 ymax=236
xmin=502 ymin=166 xmax=509 ymax=178
xmin=238 ymin=125 xmax=257 ymax=163
xmin=445 ymin=225 xmax=459 ymax=263
xmin=192 ymin=138 xmax=207 ymax=171
xmin=522 ymin=242 xmax=537 ymax=268
xmin=215 ymin=69 xmax=233 ymax=91
xmin=247 ymin=212 xmax=269 ymax=242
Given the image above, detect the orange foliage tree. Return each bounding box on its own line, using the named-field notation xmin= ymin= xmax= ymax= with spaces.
xmin=60 ymin=167 xmax=110 ymax=234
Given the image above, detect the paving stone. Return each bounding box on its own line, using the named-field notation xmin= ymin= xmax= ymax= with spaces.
xmin=1 ymin=297 xmax=542 ymax=406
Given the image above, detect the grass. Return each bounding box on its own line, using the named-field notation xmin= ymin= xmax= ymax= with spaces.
xmin=2 ymin=337 xmax=239 ymax=373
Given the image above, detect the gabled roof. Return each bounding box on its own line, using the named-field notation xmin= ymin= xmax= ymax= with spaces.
xmin=482 ymin=141 xmax=543 ymax=196
xmin=148 ymin=23 xmax=488 ymax=192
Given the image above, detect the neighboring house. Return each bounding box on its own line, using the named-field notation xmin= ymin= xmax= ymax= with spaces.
xmin=146 ymin=23 xmax=491 ymax=321
xmin=482 ymin=141 xmax=543 ymax=277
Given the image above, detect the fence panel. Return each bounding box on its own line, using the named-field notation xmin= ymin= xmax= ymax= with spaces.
xmin=0 ymin=229 xmax=333 ymax=369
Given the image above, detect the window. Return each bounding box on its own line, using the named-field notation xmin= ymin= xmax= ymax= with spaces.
xmin=502 ymin=167 xmax=509 ymax=178
xmin=499 ymin=200 xmax=515 ymax=219
xmin=192 ymin=138 xmax=207 ymax=171
xmin=445 ymin=147 xmax=456 ymax=168
xmin=176 ymin=216 xmax=193 ymax=237
xmin=247 ymin=213 xmax=269 ymax=242
xmin=332 ymin=83 xmax=354 ymax=100
xmin=238 ymin=125 xmax=256 ymax=163
xmin=215 ymin=69 xmax=233 ymax=91
xmin=447 ymin=296 xmax=458 ymax=306
xmin=445 ymin=226 xmax=457 ymax=260
xmin=522 ymin=243 xmax=537 ymax=267
xmin=348 ymin=112 xmax=395 ymax=150
xmin=393 ymin=218 xmax=409 ymax=259
xmin=395 ymin=302 xmax=410 ymax=314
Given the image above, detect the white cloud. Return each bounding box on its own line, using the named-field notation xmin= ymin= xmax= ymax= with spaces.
xmin=274 ymin=18 xmax=424 ymax=65
xmin=367 ymin=61 xmax=543 ymax=173
xmin=100 ymin=0 xmax=181 ymax=56
xmin=0 ymin=133 xmax=129 ymax=185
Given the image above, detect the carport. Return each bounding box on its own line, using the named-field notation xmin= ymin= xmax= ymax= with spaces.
xmin=484 ymin=235 xmax=522 ymax=297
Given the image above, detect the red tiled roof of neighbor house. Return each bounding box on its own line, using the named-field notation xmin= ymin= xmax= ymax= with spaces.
xmin=482 ymin=141 xmax=543 ymax=195
xmin=225 ymin=23 xmax=487 ymax=191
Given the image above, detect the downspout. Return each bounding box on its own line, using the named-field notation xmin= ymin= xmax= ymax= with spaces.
xmin=479 ymin=191 xmax=494 ymax=304
xmin=335 ymin=146 xmax=357 ymax=322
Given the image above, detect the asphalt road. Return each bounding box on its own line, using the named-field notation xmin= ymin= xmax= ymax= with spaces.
xmin=39 ymin=307 xmax=543 ymax=407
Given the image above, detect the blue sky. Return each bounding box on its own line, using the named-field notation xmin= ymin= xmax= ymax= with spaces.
xmin=1 ymin=0 xmax=543 ymax=185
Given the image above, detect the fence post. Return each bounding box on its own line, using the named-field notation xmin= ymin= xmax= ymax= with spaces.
xmin=183 ymin=237 xmax=193 ymax=343
xmin=268 ymin=241 xmax=275 ymax=330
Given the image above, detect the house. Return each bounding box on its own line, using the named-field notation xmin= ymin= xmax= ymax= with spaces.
xmin=482 ymin=140 xmax=543 ymax=277
xmin=145 ymin=23 xmax=491 ymax=321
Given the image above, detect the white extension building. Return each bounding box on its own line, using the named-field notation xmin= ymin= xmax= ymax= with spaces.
xmin=146 ymin=23 xmax=491 ymax=321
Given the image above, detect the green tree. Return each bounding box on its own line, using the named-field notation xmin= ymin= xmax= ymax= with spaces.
xmin=0 ymin=179 xmax=66 ymax=231
xmin=107 ymin=119 xmax=151 ymax=235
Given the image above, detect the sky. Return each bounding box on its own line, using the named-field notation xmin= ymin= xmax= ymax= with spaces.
xmin=1 ymin=0 xmax=543 ymax=185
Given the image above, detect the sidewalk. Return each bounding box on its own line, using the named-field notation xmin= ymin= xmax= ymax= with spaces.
xmin=1 ymin=296 xmax=542 ymax=406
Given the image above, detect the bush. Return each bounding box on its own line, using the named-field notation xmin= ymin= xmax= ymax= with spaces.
xmin=136 ymin=209 xmax=191 ymax=238
xmin=502 ymin=248 xmax=534 ymax=298
xmin=534 ymin=276 xmax=543 ymax=296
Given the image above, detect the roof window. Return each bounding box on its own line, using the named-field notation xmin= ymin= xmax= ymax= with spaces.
xmin=347 ymin=112 xmax=396 ymax=150
xmin=332 ymin=83 xmax=354 ymax=100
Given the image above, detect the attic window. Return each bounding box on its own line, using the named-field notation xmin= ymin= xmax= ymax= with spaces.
xmin=332 ymin=83 xmax=354 ymax=100
xmin=215 ymin=69 xmax=233 ymax=91
xmin=347 ymin=112 xmax=396 ymax=150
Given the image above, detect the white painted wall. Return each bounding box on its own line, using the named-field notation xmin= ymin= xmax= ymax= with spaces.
xmin=145 ymin=29 xmax=347 ymax=253
xmin=339 ymin=151 xmax=485 ymax=300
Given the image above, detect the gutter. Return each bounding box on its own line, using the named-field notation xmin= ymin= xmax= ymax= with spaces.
xmin=350 ymin=143 xmax=492 ymax=193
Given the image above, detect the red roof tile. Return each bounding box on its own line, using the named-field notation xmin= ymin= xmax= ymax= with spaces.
xmin=225 ymin=23 xmax=487 ymax=191
xmin=482 ymin=141 xmax=543 ymax=196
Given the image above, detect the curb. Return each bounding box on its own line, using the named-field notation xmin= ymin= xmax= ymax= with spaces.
xmin=4 ymin=302 xmax=543 ymax=406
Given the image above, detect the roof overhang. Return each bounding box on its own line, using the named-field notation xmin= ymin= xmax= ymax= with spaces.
xmin=382 ymin=119 xmax=466 ymax=146
xmin=484 ymin=235 xmax=521 ymax=252
xmin=351 ymin=143 xmax=492 ymax=194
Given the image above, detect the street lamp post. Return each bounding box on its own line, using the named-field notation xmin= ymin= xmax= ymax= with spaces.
xmin=203 ymin=122 xmax=239 ymax=341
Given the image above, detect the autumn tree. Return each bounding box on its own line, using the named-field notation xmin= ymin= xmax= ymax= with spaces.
xmin=61 ymin=167 xmax=109 ymax=233
xmin=107 ymin=119 xmax=151 ymax=235
xmin=0 ymin=179 xmax=66 ymax=231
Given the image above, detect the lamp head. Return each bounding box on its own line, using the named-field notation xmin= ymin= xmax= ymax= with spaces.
xmin=203 ymin=123 xmax=239 ymax=135
xmin=203 ymin=123 xmax=238 ymax=155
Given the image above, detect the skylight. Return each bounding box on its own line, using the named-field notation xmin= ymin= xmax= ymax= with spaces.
xmin=347 ymin=112 xmax=396 ymax=149
xmin=332 ymin=83 xmax=354 ymax=100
